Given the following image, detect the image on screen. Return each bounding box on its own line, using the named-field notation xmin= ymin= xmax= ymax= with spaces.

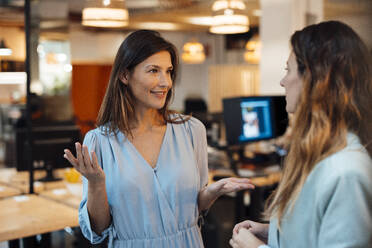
xmin=223 ymin=96 xmax=282 ymax=145
xmin=239 ymin=100 xmax=272 ymax=142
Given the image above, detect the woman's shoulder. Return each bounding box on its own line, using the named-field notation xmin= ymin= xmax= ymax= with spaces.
xmin=329 ymin=133 xmax=370 ymax=170
xmin=84 ymin=126 xmax=114 ymax=140
xmin=314 ymin=133 xmax=372 ymax=184
xmin=170 ymin=113 xmax=206 ymax=133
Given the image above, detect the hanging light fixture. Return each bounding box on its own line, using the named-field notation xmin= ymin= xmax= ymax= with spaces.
xmin=209 ymin=0 xmax=249 ymax=34
xmin=0 ymin=39 xmax=12 ymax=56
xmin=82 ymin=0 xmax=129 ymax=28
xmin=182 ymin=40 xmax=206 ymax=64
xmin=244 ymin=35 xmax=261 ymax=64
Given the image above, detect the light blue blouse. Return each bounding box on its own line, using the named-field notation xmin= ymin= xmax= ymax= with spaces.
xmin=78 ymin=116 xmax=208 ymax=248
xmin=267 ymin=133 xmax=372 ymax=248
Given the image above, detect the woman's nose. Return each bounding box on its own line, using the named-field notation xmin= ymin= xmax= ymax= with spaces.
xmin=280 ymin=78 xmax=285 ymax=87
xmin=159 ymin=72 xmax=172 ymax=87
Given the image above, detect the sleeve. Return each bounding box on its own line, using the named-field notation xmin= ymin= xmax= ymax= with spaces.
xmin=78 ymin=130 xmax=113 ymax=244
xmin=188 ymin=117 xmax=209 ymax=189
xmin=317 ymin=157 xmax=372 ymax=247
xmin=258 ymin=245 xmax=271 ymax=248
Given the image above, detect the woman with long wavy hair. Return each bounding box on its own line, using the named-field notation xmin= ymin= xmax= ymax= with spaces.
xmin=230 ymin=21 xmax=372 ymax=248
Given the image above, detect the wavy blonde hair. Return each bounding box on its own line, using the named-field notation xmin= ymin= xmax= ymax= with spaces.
xmin=264 ymin=21 xmax=372 ymax=227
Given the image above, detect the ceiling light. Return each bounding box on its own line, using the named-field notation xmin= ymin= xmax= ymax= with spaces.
xmin=187 ymin=16 xmax=214 ymax=26
xmin=0 ymin=39 xmax=12 ymax=56
xmin=133 ymin=22 xmax=180 ymax=31
xmin=244 ymin=35 xmax=261 ymax=64
xmin=82 ymin=0 xmax=129 ymax=28
xmin=252 ymin=9 xmax=262 ymax=17
xmin=210 ymin=0 xmax=249 ymax=34
xmin=182 ymin=41 xmax=206 ymax=64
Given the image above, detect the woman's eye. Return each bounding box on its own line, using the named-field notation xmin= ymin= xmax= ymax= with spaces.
xmin=149 ymin=69 xmax=158 ymax=73
xmin=167 ymin=69 xmax=173 ymax=74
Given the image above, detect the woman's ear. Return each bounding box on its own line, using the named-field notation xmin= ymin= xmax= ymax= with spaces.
xmin=119 ymin=70 xmax=129 ymax=85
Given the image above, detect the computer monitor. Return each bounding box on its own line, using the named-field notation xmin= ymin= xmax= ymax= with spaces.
xmin=15 ymin=125 xmax=81 ymax=181
xmin=222 ymin=96 xmax=288 ymax=146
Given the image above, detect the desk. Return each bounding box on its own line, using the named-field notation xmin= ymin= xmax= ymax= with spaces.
xmin=39 ymin=185 xmax=82 ymax=209
xmin=0 ymin=194 xmax=78 ymax=242
xmin=0 ymin=183 xmax=22 ymax=199
xmin=0 ymin=168 xmax=66 ymax=193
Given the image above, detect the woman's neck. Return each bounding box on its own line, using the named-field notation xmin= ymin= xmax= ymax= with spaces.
xmin=131 ymin=108 xmax=164 ymax=132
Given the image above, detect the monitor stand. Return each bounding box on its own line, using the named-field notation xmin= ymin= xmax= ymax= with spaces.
xmin=37 ymin=163 xmax=62 ymax=182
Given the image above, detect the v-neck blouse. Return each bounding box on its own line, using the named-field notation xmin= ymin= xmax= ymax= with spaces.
xmin=78 ymin=116 xmax=208 ymax=248
xmin=125 ymin=123 xmax=169 ymax=171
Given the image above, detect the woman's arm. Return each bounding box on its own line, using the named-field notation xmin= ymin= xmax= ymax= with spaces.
xmin=64 ymin=143 xmax=111 ymax=235
xmin=198 ymin=177 xmax=254 ymax=211
xmin=87 ymin=180 xmax=111 ymax=234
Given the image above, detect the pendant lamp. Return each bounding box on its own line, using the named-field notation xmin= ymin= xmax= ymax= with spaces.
xmin=182 ymin=41 xmax=206 ymax=64
xmin=0 ymin=39 xmax=12 ymax=56
xmin=244 ymin=35 xmax=261 ymax=64
xmin=82 ymin=0 xmax=129 ymax=28
xmin=209 ymin=0 xmax=249 ymax=34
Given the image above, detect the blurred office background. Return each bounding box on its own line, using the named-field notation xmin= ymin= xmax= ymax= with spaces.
xmin=0 ymin=0 xmax=371 ymax=247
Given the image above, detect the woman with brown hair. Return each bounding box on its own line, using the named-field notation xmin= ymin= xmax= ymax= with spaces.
xmin=230 ymin=21 xmax=372 ymax=248
xmin=64 ymin=30 xmax=254 ymax=247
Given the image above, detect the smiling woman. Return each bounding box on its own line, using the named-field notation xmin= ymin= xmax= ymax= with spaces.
xmin=119 ymin=51 xmax=173 ymax=112
xmin=63 ymin=30 xmax=254 ymax=248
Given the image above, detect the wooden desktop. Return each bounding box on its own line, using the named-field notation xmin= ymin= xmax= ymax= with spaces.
xmin=0 ymin=194 xmax=78 ymax=242
xmin=0 ymin=168 xmax=80 ymax=244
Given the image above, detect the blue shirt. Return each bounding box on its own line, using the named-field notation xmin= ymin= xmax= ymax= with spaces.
xmin=78 ymin=116 xmax=208 ymax=247
xmin=268 ymin=133 xmax=372 ymax=247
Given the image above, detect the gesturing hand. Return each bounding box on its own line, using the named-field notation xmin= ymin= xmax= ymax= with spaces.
xmin=64 ymin=142 xmax=105 ymax=185
xmin=233 ymin=220 xmax=269 ymax=243
xmin=198 ymin=177 xmax=254 ymax=211
xmin=207 ymin=177 xmax=255 ymax=197
xmin=229 ymin=228 xmax=265 ymax=248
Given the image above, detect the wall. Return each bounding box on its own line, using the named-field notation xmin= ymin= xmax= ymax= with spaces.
xmin=325 ymin=14 xmax=372 ymax=49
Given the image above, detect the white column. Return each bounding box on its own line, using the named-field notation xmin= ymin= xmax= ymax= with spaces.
xmin=259 ymin=0 xmax=323 ymax=95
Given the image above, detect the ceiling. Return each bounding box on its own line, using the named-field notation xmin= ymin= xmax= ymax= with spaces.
xmin=0 ymin=0 xmax=371 ymax=32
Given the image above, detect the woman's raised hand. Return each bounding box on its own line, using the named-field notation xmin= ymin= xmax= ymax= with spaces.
xmin=64 ymin=142 xmax=105 ymax=185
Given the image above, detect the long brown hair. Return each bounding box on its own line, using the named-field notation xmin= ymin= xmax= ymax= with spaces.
xmin=265 ymin=21 xmax=372 ymax=226
xmin=96 ymin=30 xmax=187 ymax=137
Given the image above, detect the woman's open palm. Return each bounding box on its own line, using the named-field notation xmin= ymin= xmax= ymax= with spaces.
xmin=64 ymin=142 xmax=105 ymax=185
xmin=208 ymin=177 xmax=255 ymax=197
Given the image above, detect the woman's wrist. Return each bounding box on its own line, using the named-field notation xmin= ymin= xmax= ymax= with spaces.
xmin=88 ymin=180 xmax=106 ymax=192
xmin=198 ymin=186 xmax=218 ymax=211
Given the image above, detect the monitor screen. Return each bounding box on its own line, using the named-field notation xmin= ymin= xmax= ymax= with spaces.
xmin=15 ymin=125 xmax=81 ymax=181
xmin=223 ymin=96 xmax=287 ymax=146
